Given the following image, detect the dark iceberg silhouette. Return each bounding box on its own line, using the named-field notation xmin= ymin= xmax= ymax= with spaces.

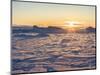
xmin=85 ymin=27 xmax=96 ymax=33
xmin=12 ymin=25 xmax=96 ymax=34
xmin=12 ymin=26 xmax=67 ymax=34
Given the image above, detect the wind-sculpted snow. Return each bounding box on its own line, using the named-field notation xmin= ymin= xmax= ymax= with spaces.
xmin=11 ymin=30 xmax=96 ymax=74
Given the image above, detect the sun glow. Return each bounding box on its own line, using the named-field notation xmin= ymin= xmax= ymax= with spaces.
xmin=64 ymin=21 xmax=81 ymax=32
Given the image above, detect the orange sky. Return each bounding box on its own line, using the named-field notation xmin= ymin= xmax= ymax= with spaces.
xmin=12 ymin=1 xmax=96 ymax=28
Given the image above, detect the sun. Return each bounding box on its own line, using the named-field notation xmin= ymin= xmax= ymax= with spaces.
xmin=64 ymin=21 xmax=81 ymax=32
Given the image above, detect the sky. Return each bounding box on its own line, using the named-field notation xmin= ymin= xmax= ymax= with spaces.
xmin=12 ymin=1 xmax=96 ymax=28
